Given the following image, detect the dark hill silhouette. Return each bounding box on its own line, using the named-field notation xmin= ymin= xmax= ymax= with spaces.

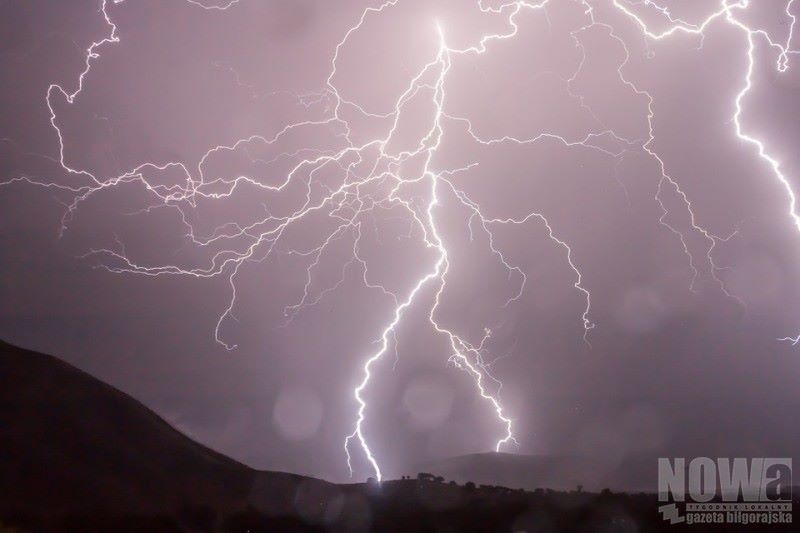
xmin=0 ymin=339 xmax=256 ymax=515
xmin=411 ymin=451 xmax=656 ymax=493
xmin=0 ymin=338 xmax=339 ymax=526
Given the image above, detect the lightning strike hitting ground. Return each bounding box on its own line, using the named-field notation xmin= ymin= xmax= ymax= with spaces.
xmin=2 ymin=0 xmax=799 ymax=481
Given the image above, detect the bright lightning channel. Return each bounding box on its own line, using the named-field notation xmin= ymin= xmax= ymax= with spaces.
xmin=1 ymin=0 xmax=798 ymax=482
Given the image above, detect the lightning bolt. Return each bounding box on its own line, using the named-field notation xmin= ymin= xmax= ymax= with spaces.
xmin=2 ymin=0 xmax=799 ymax=482
xmin=606 ymin=0 xmax=799 ymax=336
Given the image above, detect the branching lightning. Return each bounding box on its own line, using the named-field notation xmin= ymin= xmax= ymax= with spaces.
xmin=3 ymin=0 xmax=799 ymax=480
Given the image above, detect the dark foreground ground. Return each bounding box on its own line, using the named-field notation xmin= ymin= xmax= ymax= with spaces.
xmin=5 ymin=482 xmax=798 ymax=532
xmin=0 ymin=339 xmax=795 ymax=532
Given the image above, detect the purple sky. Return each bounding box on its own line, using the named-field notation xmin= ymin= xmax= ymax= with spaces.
xmin=1 ymin=0 xmax=800 ymax=483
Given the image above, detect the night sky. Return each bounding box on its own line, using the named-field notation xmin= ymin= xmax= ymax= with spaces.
xmin=1 ymin=0 xmax=799 ymax=483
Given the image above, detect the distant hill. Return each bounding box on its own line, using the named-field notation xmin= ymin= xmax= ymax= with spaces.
xmin=411 ymin=452 xmax=657 ymax=493
xmin=0 ymin=338 xmax=337 ymax=523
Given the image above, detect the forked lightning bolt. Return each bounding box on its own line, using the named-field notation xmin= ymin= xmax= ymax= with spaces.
xmin=2 ymin=0 xmax=799 ymax=482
